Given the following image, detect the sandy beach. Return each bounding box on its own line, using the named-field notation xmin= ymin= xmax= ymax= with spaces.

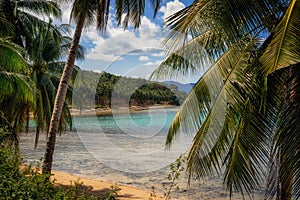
xmin=51 ymin=170 xmax=266 ymax=200
xmin=52 ymin=170 xmax=163 ymax=200
xmin=70 ymin=105 xmax=178 ymax=116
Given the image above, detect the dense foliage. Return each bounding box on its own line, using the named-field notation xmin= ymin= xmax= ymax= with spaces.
xmin=153 ymin=0 xmax=300 ymax=199
xmin=0 ymin=127 xmax=119 ymax=200
xmin=75 ymin=71 xmax=187 ymax=108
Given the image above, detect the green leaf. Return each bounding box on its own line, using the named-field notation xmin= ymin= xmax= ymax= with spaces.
xmin=260 ymin=0 xmax=300 ymax=75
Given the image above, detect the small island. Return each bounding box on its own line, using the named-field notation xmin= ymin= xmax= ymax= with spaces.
xmin=71 ymin=70 xmax=188 ymax=116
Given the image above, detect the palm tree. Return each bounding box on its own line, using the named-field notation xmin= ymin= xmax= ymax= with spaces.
xmin=152 ymin=0 xmax=300 ymax=199
xmin=0 ymin=0 xmax=62 ymax=133
xmin=0 ymin=37 xmax=35 ymax=147
xmin=42 ymin=0 xmax=162 ymax=174
xmin=27 ymin=23 xmax=84 ymax=149
xmin=0 ymin=0 xmax=61 ymax=47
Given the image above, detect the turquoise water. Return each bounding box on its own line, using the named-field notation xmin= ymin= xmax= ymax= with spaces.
xmin=19 ymin=108 xmax=232 ymax=199
xmin=20 ymin=107 xmax=192 ymax=174
xmin=73 ymin=108 xmax=192 ymax=173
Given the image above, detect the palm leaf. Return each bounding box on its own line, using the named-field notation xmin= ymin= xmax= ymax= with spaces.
xmin=114 ymin=0 xmax=161 ymax=29
xmin=151 ymin=28 xmax=226 ymax=79
xmin=166 ymin=37 xmax=257 ymax=146
xmin=0 ymin=71 xmax=34 ymax=104
xmin=0 ymin=38 xmax=28 ymax=73
xmin=260 ymin=0 xmax=300 ymax=75
xmin=17 ymin=0 xmax=61 ymax=19
xmin=163 ymin=36 xmax=273 ymax=197
xmin=270 ymin=65 xmax=300 ymax=199
xmin=163 ymin=0 xmax=274 ymax=53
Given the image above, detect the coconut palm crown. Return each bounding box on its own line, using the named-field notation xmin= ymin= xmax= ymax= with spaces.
xmin=152 ymin=0 xmax=300 ymax=199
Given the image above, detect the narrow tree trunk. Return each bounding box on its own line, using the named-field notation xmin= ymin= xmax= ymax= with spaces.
xmin=42 ymin=15 xmax=86 ymax=174
xmin=25 ymin=106 xmax=30 ymax=133
xmin=34 ymin=126 xmax=39 ymax=149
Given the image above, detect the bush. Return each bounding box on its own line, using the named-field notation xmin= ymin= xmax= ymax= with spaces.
xmin=0 ymin=128 xmax=119 ymax=200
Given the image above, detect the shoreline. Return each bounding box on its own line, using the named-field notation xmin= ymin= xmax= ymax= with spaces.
xmin=52 ymin=170 xmax=163 ymax=200
xmin=70 ymin=105 xmax=178 ymax=117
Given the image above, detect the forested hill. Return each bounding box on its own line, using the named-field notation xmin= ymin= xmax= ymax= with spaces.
xmin=73 ymin=70 xmax=187 ymax=108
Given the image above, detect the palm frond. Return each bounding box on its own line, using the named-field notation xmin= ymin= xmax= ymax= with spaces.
xmin=17 ymin=0 xmax=62 ymax=19
xmin=166 ymin=37 xmax=258 ymax=146
xmin=0 ymin=38 xmax=28 ymax=73
xmin=0 ymin=15 xmax=14 ymax=37
xmin=164 ymin=35 xmax=273 ymax=197
xmin=70 ymin=0 xmax=93 ymax=27
xmin=271 ymin=65 xmax=300 ymax=199
xmin=60 ymin=36 xmax=86 ymax=60
xmin=0 ymin=71 xmax=35 ymax=104
xmin=263 ymin=68 xmax=289 ymax=200
xmin=222 ymin=98 xmax=269 ymax=198
xmin=163 ymin=0 xmax=275 ymax=53
xmin=114 ymin=0 xmax=161 ymax=29
xmin=151 ymin=28 xmax=225 ymax=79
xmin=260 ymin=0 xmax=300 ymax=75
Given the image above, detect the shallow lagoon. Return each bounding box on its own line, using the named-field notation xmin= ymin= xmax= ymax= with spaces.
xmin=19 ymin=108 xmax=248 ymax=199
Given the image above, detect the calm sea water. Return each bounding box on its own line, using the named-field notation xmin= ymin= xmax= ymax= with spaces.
xmin=19 ymin=107 xmax=232 ymax=199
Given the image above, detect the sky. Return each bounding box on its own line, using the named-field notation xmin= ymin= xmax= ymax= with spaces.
xmin=61 ymin=0 xmax=200 ymax=83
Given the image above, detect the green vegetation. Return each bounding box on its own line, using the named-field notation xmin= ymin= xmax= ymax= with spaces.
xmin=153 ymin=0 xmax=300 ymax=199
xmin=149 ymin=155 xmax=186 ymax=200
xmin=75 ymin=71 xmax=186 ymax=109
xmin=0 ymin=128 xmax=119 ymax=199
xmin=1 ymin=0 xmax=300 ymax=199
xmin=0 ymin=0 xmax=85 ymax=149
xmin=163 ymin=155 xmax=185 ymax=200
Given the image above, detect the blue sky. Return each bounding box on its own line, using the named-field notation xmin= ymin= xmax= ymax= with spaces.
xmin=62 ymin=0 xmax=200 ymax=83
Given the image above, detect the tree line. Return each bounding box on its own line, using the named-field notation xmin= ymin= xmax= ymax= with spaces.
xmin=74 ymin=70 xmax=187 ymax=109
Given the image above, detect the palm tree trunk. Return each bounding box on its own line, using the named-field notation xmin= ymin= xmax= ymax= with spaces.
xmin=42 ymin=14 xmax=86 ymax=174
xmin=25 ymin=106 xmax=29 ymax=133
xmin=34 ymin=126 xmax=39 ymax=149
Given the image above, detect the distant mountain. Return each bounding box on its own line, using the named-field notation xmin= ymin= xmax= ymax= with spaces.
xmin=163 ymin=81 xmax=195 ymax=94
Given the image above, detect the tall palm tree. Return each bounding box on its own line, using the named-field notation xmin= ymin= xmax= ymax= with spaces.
xmin=42 ymin=0 xmax=162 ymax=174
xmin=0 ymin=0 xmax=62 ymax=133
xmin=27 ymin=22 xmax=84 ymax=149
xmin=152 ymin=0 xmax=300 ymax=199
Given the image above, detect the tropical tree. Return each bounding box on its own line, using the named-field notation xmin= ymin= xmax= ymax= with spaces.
xmin=0 ymin=0 xmax=61 ymax=47
xmin=0 ymin=0 xmax=62 ymax=133
xmin=0 ymin=37 xmax=35 ymax=147
xmin=26 ymin=22 xmax=84 ymax=149
xmin=152 ymin=0 xmax=300 ymax=199
xmin=42 ymin=0 xmax=162 ymax=174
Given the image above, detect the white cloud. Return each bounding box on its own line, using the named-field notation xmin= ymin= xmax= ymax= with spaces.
xmin=61 ymin=5 xmax=72 ymax=24
xmin=152 ymin=51 xmax=166 ymax=57
xmin=55 ymin=7 xmax=168 ymax=77
xmin=139 ymin=56 xmax=150 ymax=61
xmin=82 ymin=15 xmax=164 ymax=63
xmin=144 ymin=60 xmax=162 ymax=66
xmin=159 ymin=0 xmax=185 ymax=21
xmin=145 ymin=62 xmax=155 ymax=66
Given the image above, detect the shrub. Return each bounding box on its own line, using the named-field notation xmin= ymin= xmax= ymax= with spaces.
xmin=0 ymin=128 xmax=119 ymax=200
